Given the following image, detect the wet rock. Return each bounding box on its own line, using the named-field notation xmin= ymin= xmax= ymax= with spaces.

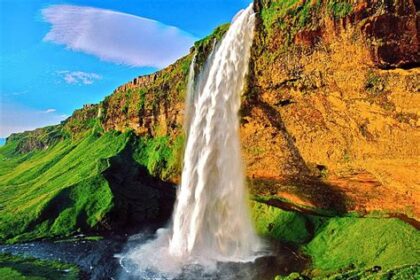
xmin=361 ymin=0 xmax=419 ymax=68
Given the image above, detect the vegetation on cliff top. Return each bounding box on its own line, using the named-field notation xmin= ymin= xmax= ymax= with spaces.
xmin=261 ymin=0 xmax=321 ymax=37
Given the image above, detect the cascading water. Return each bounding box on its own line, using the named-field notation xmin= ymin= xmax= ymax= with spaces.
xmin=169 ymin=3 xmax=261 ymax=262
xmin=122 ymin=3 xmax=263 ymax=276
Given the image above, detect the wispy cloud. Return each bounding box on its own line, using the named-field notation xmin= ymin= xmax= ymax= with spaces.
xmin=44 ymin=108 xmax=56 ymax=113
xmin=42 ymin=5 xmax=196 ymax=68
xmin=57 ymin=70 xmax=101 ymax=85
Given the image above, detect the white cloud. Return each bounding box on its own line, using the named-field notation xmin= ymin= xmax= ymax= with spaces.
xmin=42 ymin=5 xmax=196 ymax=68
xmin=57 ymin=70 xmax=102 ymax=85
xmin=44 ymin=108 xmax=56 ymax=113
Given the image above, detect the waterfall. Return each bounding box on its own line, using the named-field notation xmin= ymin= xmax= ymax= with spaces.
xmin=169 ymin=3 xmax=261 ymax=262
xmin=122 ymin=4 xmax=263 ymax=275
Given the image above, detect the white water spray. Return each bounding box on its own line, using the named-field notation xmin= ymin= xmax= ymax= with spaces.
xmin=123 ymin=4 xmax=263 ymax=275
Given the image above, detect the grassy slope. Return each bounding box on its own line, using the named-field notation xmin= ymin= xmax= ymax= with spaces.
xmin=251 ymin=201 xmax=310 ymax=244
xmin=0 ymin=253 xmax=79 ymax=280
xmin=0 ymin=131 xmax=130 ymax=243
xmin=305 ymin=217 xmax=419 ymax=275
xmin=251 ymin=201 xmax=420 ymax=279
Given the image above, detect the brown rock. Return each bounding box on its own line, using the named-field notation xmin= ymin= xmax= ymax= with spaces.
xmin=361 ymin=0 xmax=419 ymax=68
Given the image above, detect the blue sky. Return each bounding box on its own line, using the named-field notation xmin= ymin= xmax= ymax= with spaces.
xmin=0 ymin=0 xmax=251 ymax=138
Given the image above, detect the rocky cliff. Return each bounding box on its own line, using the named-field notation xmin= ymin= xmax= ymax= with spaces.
xmin=244 ymin=0 xmax=419 ymax=217
xmin=63 ymin=0 xmax=418 ymax=218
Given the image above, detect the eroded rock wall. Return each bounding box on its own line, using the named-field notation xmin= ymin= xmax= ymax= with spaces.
xmin=243 ymin=0 xmax=419 ymax=215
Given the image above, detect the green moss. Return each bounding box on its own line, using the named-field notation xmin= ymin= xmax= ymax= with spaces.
xmin=250 ymin=201 xmax=310 ymax=244
xmin=365 ymin=70 xmax=385 ymax=94
xmin=194 ymin=23 xmax=230 ymax=69
xmin=275 ymin=272 xmax=308 ymax=280
xmin=62 ymin=105 xmax=99 ymax=138
xmin=252 ymin=194 xmax=339 ymax=217
xmin=261 ymin=0 xmax=299 ymax=31
xmin=277 ymin=265 xmax=420 ymax=280
xmin=327 ymin=0 xmax=352 ymax=19
xmin=179 ymin=56 xmax=192 ymax=76
xmin=260 ymin=0 xmax=322 ymax=38
xmin=194 ymin=23 xmax=230 ymax=49
xmin=138 ymin=88 xmax=147 ymax=111
xmin=0 ymin=267 xmax=30 ymax=280
xmin=0 ymin=253 xmax=79 ymax=280
xmin=133 ymin=134 xmax=185 ymax=180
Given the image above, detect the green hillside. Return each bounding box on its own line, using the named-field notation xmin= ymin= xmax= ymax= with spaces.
xmin=0 ymin=130 xmax=126 ymax=243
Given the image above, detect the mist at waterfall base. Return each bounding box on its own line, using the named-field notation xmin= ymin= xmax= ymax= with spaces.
xmin=118 ymin=4 xmax=268 ymax=278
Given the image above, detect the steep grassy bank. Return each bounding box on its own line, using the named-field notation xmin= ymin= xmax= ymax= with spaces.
xmin=251 ymin=201 xmax=420 ymax=279
xmin=0 ymin=131 xmax=126 ymax=242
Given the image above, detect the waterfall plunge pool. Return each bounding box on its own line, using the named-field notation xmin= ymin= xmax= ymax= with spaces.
xmin=0 ymin=233 xmax=308 ymax=279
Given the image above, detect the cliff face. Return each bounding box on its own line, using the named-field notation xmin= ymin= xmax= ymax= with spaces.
xmin=90 ymin=0 xmax=419 ymax=217
xmin=100 ymin=55 xmax=191 ymax=138
xmin=242 ymin=0 xmax=419 ymax=216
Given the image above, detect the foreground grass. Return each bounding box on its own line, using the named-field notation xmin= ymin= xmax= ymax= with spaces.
xmin=250 ymin=201 xmax=420 ymax=279
xmin=0 ymin=253 xmax=79 ymax=280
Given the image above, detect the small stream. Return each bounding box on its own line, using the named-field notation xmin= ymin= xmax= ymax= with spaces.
xmin=0 ymin=232 xmax=307 ymax=280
